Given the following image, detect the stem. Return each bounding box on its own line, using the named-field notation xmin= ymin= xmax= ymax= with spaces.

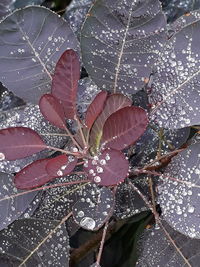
xmin=128 ymin=181 xmax=159 ymax=221
xmin=96 ymin=221 xmax=109 ymax=265
xmin=75 ymin=116 xmax=88 ymax=149
xmin=0 ymin=179 xmax=90 ymax=202
xmin=148 ymin=177 xmax=157 ymax=213
xmin=47 ymin=145 xmax=81 ymax=157
xmin=63 ymin=125 xmax=82 ymax=151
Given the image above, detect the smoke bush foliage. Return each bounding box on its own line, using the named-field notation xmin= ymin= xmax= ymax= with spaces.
xmin=0 ymin=0 xmax=200 ymax=266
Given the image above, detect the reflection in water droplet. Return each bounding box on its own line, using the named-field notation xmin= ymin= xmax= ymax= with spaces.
xmin=78 ymin=211 xmax=84 ymax=217
xmin=80 ymin=217 xmax=96 ymax=230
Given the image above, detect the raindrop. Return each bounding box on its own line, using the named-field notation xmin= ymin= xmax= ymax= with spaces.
xmin=0 ymin=153 xmax=5 ymax=161
xmin=80 ymin=217 xmax=96 ymax=230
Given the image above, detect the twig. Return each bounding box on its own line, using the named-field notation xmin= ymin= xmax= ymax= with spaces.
xmin=96 ymin=221 xmax=109 ymax=265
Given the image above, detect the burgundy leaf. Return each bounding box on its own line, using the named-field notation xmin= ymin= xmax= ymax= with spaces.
xmin=51 ymin=49 xmax=80 ymax=119
xmin=14 ymin=158 xmax=55 ymax=189
xmin=39 ymin=94 xmax=66 ymax=129
xmin=0 ymin=127 xmax=46 ymax=160
xmin=72 ymin=186 xmax=115 ymax=231
xmin=102 ymin=106 xmax=148 ymax=150
xmin=84 ymin=148 xmax=129 ymax=186
xmin=89 ymin=94 xmax=132 ymax=150
xmin=85 ymin=91 xmax=108 ymax=129
xmin=46 ymin=154 xmax=78 ymax=177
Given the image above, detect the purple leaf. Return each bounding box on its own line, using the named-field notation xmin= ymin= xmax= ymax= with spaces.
xmin=90 ymin=94 xmax=132 ymax=150
xmin=46 ymin=154 xmax=78 ymax=177
xmin=72 ymin=186 xmax=114 ymax=231
xmin=0 ymin=218 xmax=70 ymax=266
xmin=0 ymin=127 xmax=46 ymax=160
xmin=102 ymin=106 xmax=148 ymax=150
xmin=14 ymin=158 xmax=55 ymax=189
xmin=81 ymin=0 xmax=167 ymax=94
xmin=0 ymin=172 xmax=39 ymax=230
xmin=39 ymin=94 xmax=66 ymax=129
xmin=51 ymin=49 xmax=80 ymax=119
xmin=85 ymin=91 xmax=108 ymax=129
xmin=84 ymin=148 xmax=129 ymax=186
xmin=0 ymin=6 xmax=79 ymax=104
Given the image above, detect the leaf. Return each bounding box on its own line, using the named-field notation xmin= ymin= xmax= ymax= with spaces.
xmin=81 ymin=0 xmax=167 ymax=94
xmin=34 ymin=174 xmax=89 ymax=221
xmin=85 ymin=91 xmax=108 ymax=129
xmin=0 ymin=127 xmax=46 ymax=160
xmin=0 ymin=172 xmax=39 ymax=230
xmin=51 ymin=49 xmax=80 ymax=119
xmin=46 ymin=154 xmax=78 ymax=177
xmin=84 ymin=148 xmax=129 ymax=186
xmin=72 ymin=186 xmax=114 ymax=231
xmin=0 ymin=104 xmax=68 ymax=173
xmin=39 ymin=94 xmax=66 ymax=129
xmin=0 ymin=218 xmax=69 ymax=266
xmin=0 ymin=0 xmax=12 ymax=20
xmin=90 ymin=94 xmax=132 ymax=150
xmin=149 ymin=10 xmax=200 ymax=129
xmin=0 ymin=6 xmax=78 ymax=103
xmin=102 ymin=106 xmax=148 ymax=151
xmin=157 ymin=142 xmax=200 ymax=238
xmin=130 ymin=126 xmax=190 ymax=167
xmin=14 ymin=158 xmax=55 ymax=189
xmin=136 ymin=221 xmax=200 ymax=266
xmin=114 ymin=178 xmax=149 ymax=219
xmin=13 ymin=0 xmax=44 ymax=9
xmin=161 ymin=0 xmax=200 ymax=23
xmin=64 ymin=0 xmax=95 ymax=36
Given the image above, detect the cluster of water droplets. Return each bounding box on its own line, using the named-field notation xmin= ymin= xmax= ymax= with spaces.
xmin=81 ymin=0 xmax=167 ymax=94
xmin=150 ymin=10 xmax=200 ymax=129
xmin=157 ymin=142 xmax=200 ymax=238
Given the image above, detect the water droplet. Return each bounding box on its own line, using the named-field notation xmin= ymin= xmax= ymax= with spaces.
xmin=188 ymin=205 xmax=195 ymax=213
xmin=94 ymin=176 xmax=101 ymax=183
xmin=0 ymin=153 xmax=5 ymax=161
xmin=78 ymin=211 xmax=84 ymax=217
xmin=80 ymin=217 xmax=96 ymax=230
xmin=57 ymin=170 xmax=63 ymax=176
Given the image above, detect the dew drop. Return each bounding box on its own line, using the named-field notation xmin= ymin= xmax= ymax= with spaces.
xmin=0 ymin=153 xmax=5 ymax=161
xmin=80 ymin=217 xmax=96 ymax=230
xmin=187 ymin=205 xmax=195 ymax=213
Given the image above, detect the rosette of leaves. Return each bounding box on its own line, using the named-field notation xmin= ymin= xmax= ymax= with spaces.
xmin=0 ymin=49 xmax=148 ymax=232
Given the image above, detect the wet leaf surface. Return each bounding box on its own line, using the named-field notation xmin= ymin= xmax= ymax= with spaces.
xmin=81 ymin=0 xmax=167 ymax=94
xmin=157 ymin=142 xmax=200 ymax=238
xmin=64 ymin=0 xmax=95 ymax=36
xmin=0 ymin=218 xmax=69 ymax=266
xmin=136 ymin=221 xmax=200 ymax=266
xmin=0 ymin=172 xmax=39 ymax=230
xmin=39 ymin=94 xmax=67 ymax=129
xmin=46 ymin=154 xmax=78 ymax=177
xmin=72 ymin=186 xmax=114 ymax=231
xmin=0 ymin=104 xmax=68 ymax=173
xmin=0 ymin=6 xmax=78 ymax=103
xmin=149 ymin=10 xmax=200 ymax=129
xmin=84 ymin=148 xmax=129 ymax=186
xmin=0 ymin=127 xmax=46 ymax=160
xmin=114 ymin=178 xmax=149 ymax=219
